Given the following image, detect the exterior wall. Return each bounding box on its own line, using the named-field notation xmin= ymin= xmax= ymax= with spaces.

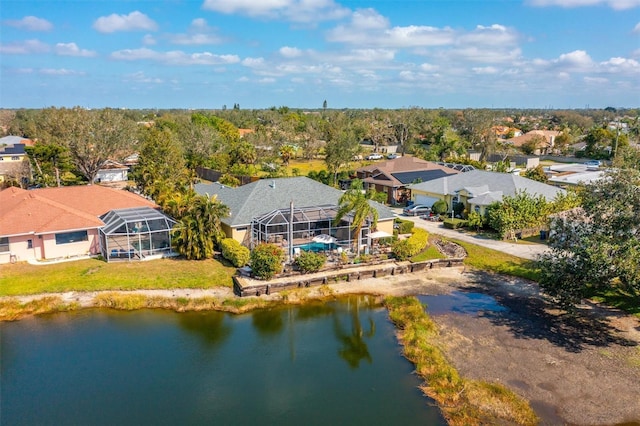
xmin=0 ymin=234 xmax=42 ymax=264
xmin=376 ymin=218 xmax=394 ymax=236
xmin=231 ymin=226 xmax=248 ymax=246
xmin=40 ymin=230 xmax=100 ymax=260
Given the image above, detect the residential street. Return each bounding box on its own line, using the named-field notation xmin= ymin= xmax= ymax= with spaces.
xmin=392 ymin=209 xmax=549 ymax=260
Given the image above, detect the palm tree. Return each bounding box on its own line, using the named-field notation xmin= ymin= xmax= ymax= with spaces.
xmin=172 ymin=194 xmax=230 ymax=260
xmin=333 ymin=179 xmax=378 ymax=255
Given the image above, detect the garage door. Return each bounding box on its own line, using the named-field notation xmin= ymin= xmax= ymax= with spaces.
xmin=414 ymin=195 xmax=440 ymax=207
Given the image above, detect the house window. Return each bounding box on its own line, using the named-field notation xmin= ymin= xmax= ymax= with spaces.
xmin=0 ymin=237 xmax=9 ymax=252
xmin=11 ymin=156 xmax=20 ymax=161
xmin=55 ymin=230 xmax=88 ymax=245
xmin=27 ymin=239 xmax=33 ymax=249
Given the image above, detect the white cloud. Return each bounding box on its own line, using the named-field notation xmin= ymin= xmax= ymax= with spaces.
xmin=459 ymin=24 xmax=519 ymax=46
xmin=143 ymin=34 xmax=157 ymax=45
xmin=327 ymin=9 xmax=455 ymax=47
xmin=110 ymin=47 xmax=240 ymax=65
xmin=633 ymin=22 xmax=640 ymax=32
xmin=201 ymin=0 xmax=350 ymax=22
xmin=472 ymin=66 xmax=499 ymax=74
xmin=166 ymin=19 xmax=223 ymax=45
xmin=599 ymin=57 xmax=640 ymax=73
xmin=584 ymin=76 xmax=609 ymax=83
xmin=55 ymin=42 xmax=97 ymax=57
xmin=279 ymin=46 xmax=303 ymax=58
xmin=3 ymin=16 xmax=53 ymax=31
xmin=242 ymin=57 xmax=265 ymax=67
xmin=526 ymin=0 xmax=640 ymax=10
xmin=0 ymin=39 xmax=49 ymax=54
xmin=125 ymin=71 xmax=163 ymax=84
xmin=39 ymin=68 xmax=86 ymax=76
xmin=93 ymin=11 xmax=158 ymax=33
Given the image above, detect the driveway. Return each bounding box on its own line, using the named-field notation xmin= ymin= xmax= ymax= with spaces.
xmin=393 ymin=209 xmax=548 ymax=260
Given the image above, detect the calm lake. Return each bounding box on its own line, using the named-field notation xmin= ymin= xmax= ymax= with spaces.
xmin=1 ymin=296 xmax=445 ymax=425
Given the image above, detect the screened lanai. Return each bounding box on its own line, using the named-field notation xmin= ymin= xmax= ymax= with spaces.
xmin=249 ymin=204 xmax=373 ymax=259
xmin=99 ymin=207 xmax=177 ymax=262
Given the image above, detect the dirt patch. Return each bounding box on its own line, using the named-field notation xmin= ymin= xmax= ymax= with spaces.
xmin=425 ymin=269 xmax=640 ymax=426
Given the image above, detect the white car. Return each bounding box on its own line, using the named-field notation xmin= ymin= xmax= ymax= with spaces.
xmin=366 ymin=153 xmax=384 ymax=160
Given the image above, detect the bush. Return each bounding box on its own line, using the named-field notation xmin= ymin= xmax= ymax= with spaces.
xmin=443 ymin=218 xmax=468 ymax=229
xmin=392 ymin=228 xmax=429 ymax=261
xmin=250 ymin=243 xmax=286 ymax=280
xmin=394 ymin=218 xmax=415 ymax=234
xmin=295 ymin=251 xmax=326 ymax=273
xmin=220 ymin=238 xmax=250 ymax=267
xmin=431 ymin=199 xmax=448 ymax=215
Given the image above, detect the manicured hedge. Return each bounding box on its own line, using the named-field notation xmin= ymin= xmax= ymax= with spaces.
xmin=250 ymin=243 xmax=285 ymax=280
xmin=443 ymin=218 xmax=468 ymax=229
xmin=295 ymin=251 xmax=326 ymax=273
xmin=394 ymin=218 xmax=415 ymax=234
xmin=220 ymin=238 xmax=250 ymax=267
xmin=392 ymin=228 xmax=429 ymax=261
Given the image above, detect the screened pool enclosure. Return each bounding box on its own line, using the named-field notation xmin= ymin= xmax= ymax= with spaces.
xmin=249 ymin=204 xmax=374 ymax=260
xmin=99 ymin=207 xmax=177 ymax=261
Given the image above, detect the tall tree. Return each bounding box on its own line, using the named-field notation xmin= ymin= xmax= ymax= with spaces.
xmin=538 ymin=161 xmax=640 ymax=308
xmin=333 ymin=179 xmax=379 ymax=255
xmin=171 ymin=194 xmax=230 ymax=260
xmin=133 ymin=127 xmax=190 ymax=203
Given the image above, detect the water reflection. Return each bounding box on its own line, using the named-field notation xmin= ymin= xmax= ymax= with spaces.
xmin=2 ymin=299 xmax=446 ymax=425
xmin=333 ymin=296 xmax=377 ymax=368
xmin=252 ymin=308 xmax=284 ymax=336
xmin=419 ymin=291 xmax=507 ymax=316
xmin=177 ymin=311 xmax=231 ymax=348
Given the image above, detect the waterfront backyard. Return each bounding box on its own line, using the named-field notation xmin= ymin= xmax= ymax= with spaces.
xmin=1 ymin=246 xmax=640 ymax=424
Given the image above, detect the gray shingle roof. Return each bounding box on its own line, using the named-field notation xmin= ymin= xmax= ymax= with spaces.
xmin=408 ymin=170 xmax=565 ymax=201
xmin=194 ymin=176 xmax=395 ymax=227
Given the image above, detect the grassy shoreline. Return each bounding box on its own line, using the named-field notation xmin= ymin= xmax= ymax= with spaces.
xmin=385 ymin=296 xmax=538 ymax=426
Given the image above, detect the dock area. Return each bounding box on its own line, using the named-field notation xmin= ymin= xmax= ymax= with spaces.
xmin=233 ymin=258 xmax=464 ymax=297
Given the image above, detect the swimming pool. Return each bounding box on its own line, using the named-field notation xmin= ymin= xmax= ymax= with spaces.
xmin=296 ymin=242 xmax=338 ymax=252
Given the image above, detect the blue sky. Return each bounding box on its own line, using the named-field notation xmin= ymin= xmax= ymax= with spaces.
xmin=1 ymin=0 xmax=638 ymax=109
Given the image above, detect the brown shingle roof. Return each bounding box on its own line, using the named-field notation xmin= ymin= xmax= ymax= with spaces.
xmin=357 ymin=156 xmax=459 ymax=188
xmin=0 ymin=185 xmax=157 ymax=237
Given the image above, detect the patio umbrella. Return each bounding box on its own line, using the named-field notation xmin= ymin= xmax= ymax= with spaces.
xmin=312 ymin=234 xmax=337 ymax=244
xmin=368 ymin=230 xmax=392 ymax=239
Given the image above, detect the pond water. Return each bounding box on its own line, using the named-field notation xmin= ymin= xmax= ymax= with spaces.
xmin=419 ymin=291 xmax=507 ymax=316
xmin=1 ymin=296 xmax=445 ymax=426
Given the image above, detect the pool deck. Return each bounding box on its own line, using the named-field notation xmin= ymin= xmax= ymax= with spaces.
xmin=233 ymin=258 xmax=464 ymax=297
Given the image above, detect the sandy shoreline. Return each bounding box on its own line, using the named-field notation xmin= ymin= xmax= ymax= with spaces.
xmin=4 ymin=266 xmax=640 ymax=425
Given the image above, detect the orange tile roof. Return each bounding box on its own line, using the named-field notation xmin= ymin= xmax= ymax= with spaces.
xmin=0 ymin=185 xmax=157 ymax=237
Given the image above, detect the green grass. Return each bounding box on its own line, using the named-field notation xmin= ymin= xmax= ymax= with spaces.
xmin=0 ymin=257 xmax=236 ymax=296
xmin=410 ymin=244 xmax=446 ymax=262
xmin=453 ymin=239 xmax=541 ymax=281
xmin=0 ymin=296 xmax=80 ymax=321
xmin=586 ymin=287 xmax=640 ymax=319
xmin=385 ymin=296 xmax=538 ymax=426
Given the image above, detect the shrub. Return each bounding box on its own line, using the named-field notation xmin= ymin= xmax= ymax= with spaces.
xmin=443 ymin=218 xmax=468 ymax=229
xmin=295 ymin=251 xmax=326 ymax=273
xmin=431 ymin=199 xmax=448 ymax=215
xmin=250 ymin=243 xmax=286 ymax=280
xmin=392 ymin=228 xmax=429 ymax=261
xmin=394 ymin=218 xmax=415 ymax=234
xmin=220 ymin=238 xmax=250 ymax=267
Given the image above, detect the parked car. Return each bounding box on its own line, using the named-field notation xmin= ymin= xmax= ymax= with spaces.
xmin=387 ymin=153 xmax=398 ymax=159
xmin=585 ymin=160 xmax=602 ymax=169
xmin=402 ymin=204 xmax=432 ymax=216
xmin=366 ymin=153 xmax=384 ymax=160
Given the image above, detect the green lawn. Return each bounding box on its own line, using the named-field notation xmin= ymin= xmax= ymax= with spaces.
xmin=0 ymin=257 xmax=236 ymax=296
xmin=454 ymin=239 xmax=541 ymax=282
